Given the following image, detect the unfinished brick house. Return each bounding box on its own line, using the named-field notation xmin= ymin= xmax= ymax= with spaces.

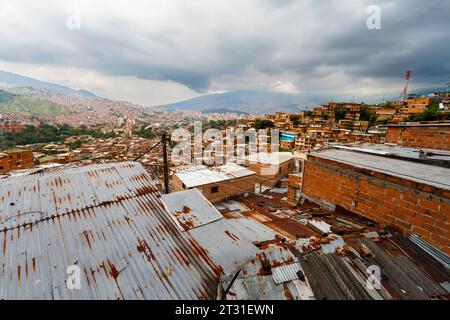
xmin=0 ymin=153 xmax=10 ymax=174
xmin=385 ymin=122 xmax=450 ymax=151
xmin=172 ymin=163 xmax=256 ymax=203
xmin=0 ymin=150 xmax=34 ymax=173
xmin=300 ymin=146 xmax=450 ymax=255
xmin=246 ymin=152 xmax=294 ymax=188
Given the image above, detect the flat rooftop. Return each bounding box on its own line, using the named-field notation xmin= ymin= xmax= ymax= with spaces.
xmin=174 ymin=163 xmax=255 ymax=188
xmin=246 ymin=152 xmax=293 ymax=165
xmin=331 ymin=142 xmax=450 ymax=162
xmin=311 ymin=149 xmax=450 ymax=190
xmin=383 ymin=122 xmax=450 ymax=127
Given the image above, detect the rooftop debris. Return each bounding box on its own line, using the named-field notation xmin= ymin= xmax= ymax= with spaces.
xmin=213 ymin=193 xmax=450 ymax=300
xmin=1 ymin=161 xmax=449 ymax=300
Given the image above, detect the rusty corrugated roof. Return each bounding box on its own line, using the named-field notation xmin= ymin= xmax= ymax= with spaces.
xmin=161 ymin=189 xmax=223 ymax=231
xmin=0 ymin=162 xmax=221 ymax=300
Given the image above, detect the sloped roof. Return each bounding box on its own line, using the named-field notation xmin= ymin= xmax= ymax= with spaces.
xmin=161 ymin=188 xmax=223 ymax=230
xmin=0 ymin=162 xmax=221 ymax=299
xmin=174 ymin=164 xmax=255 ymax=188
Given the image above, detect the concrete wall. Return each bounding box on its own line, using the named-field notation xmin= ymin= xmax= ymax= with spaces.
xmin=386 ymin=125 xmax=450 ymax=151
xmin=302 ymin=155 xmax=450 ymax=255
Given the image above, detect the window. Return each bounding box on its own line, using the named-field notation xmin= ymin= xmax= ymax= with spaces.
xmin=211 ymin=186 xmax=219 ymax=193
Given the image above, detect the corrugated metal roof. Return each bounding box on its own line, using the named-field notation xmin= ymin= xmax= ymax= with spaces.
xmin=162 ymin=190 xmax=278 ymax=276
xmin=246 ymin=152 xmax=293 ymax=165
xmin=409 ymin=234 xmax=450 ymax=269
xmin=0 ymin=162 xmax=221 ymax=300
xmin=272 ymin=262 xmax=302 ymax=284
xmin=214 ymin=163 xmax=255 ymax=179
xmin=161 ymin=189 xmax=223 ymax=231
xmin=188 ymin=218 xmax=276 ymax=276
xmin=222 ymin=243 xmax=314 ymax=300
xmin=175 ymin=166 xmax=230 ymax=188
xmin=174 ymin=164 xmax=255 ymax=188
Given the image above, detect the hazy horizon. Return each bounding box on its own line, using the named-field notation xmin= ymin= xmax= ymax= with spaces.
xmin=1 ymin=0 xmax=449 ymax=106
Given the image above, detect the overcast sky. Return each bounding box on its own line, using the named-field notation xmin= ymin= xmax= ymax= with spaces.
xmin=0 ymin=0 xmax=449 ymax=106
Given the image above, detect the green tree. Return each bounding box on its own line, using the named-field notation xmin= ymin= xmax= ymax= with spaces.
xmin=359 ymin=107 xmax=378 ymax=125
xmin=334 ymin=108 xmax=349 ymax=121
xmin=253 ymin=119 xmax=274 ymax=130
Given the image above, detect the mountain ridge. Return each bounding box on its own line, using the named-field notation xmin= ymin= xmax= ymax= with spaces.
xmin=159 ymin=90 xmax=321 ymax=114
xmin=0 ymin=70 xmax=97 ymax=98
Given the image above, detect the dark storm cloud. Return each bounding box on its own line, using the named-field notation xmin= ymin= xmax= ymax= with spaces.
xmin=0 ymin=0 xmax=449 ymax=97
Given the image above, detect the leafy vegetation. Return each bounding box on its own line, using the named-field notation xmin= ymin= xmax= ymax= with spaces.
xmin=290 ymin=114 xmax=301 ymax=126
xmin=0 ymin=93 xmax=70 ymax=117
xmin=334 ymin=108 xmax=349 ymax=121
xmin=1 ymin=123 xmax=116 ymax=147
xmin=134 ymin=125 xmax=158 ymax=139
xmin=253 ymin=119 xmax=275 ymax=130
xmin=406 ymin=109 xmax=450 ymax=122
xmin=359 ymin=106 xmax=378 ymax=125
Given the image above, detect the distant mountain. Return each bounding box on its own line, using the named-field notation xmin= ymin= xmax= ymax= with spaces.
xmin=201 ymin=108 xmax=249 ymax=115
xmin=0 ymin=90 xmax=69 ymax=117
xmin=0 ymin=70 xmax=97 ymax=98
xmin=159 ymin=91 xmax=321 ymax=114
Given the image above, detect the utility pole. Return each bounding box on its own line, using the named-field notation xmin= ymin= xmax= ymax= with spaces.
xmin=161 ymin=132 xmax=170 ymax=194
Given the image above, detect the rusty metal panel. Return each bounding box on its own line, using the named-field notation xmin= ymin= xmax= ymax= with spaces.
xmin=162 ymin=189 xmax=278 ymax=276
xmin=161 ymin=189 xmax=223 ymax=230
xmin=188 ymin=217 xmax=277 ymax=276
xmin=222 ymin=243 xmax=311 ymax=300
xmin=0 ymin=162 xmax=221 ymax=300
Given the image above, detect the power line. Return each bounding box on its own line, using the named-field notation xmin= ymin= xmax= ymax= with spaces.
xmin=133 ymin=141 xmax=161 ymax=162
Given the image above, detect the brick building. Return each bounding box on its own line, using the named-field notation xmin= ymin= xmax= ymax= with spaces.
xmin=287 ymin=152 xmax=307 ymax=205
xmin=0 ymin=150 xmax=35 ymax=173
xmin=402 ymin=97 xmax=430 ymax=114
xmin=0 ymin=153 xmax=10 ymax=174
xmin=300 ymin=148 xmax=450 ymax=255
xmin=246 ymin=152 xmax=294 ymax=188
xmin=0 ymin=122 xmax=25 ymax=133
xmin=385 ymin=122 xmax=450 ymax=151
xmin=172 ymin=163 xmax=256 ymax=203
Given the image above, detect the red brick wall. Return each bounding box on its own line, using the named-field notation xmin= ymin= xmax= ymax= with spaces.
xmin=172 ymin=174 xmax=256 ymax=203
xmin=249 ymin=159 xmax=294 ymax=188
xmin=7 ymin=151 xmax=35 ymax=170
xmin=0 ymin=156 xmax=10 ymax=174
xmin=386 ymin=125 xmax=450 ymax=151
xmin=302 ymin=156 xmax=450 ymax=254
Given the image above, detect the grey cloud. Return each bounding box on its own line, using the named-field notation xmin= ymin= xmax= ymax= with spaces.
xmin=0 ymin=0 xmax=448 ymax=100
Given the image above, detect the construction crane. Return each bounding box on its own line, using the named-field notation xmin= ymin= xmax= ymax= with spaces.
xmin=401 ymin=68 xmax=412 ymax=102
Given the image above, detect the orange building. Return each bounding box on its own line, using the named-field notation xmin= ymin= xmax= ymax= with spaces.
xmin=0 ymin=150 xmax=35 ymax=173
xmin=403 ymin=97 xmax=430 ymax=114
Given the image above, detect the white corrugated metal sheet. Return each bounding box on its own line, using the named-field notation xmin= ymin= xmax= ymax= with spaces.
xmin=161 ymin=189 xmax=223 ymax=230
xmin=175 ymin=165 xmax=229 ymax=188
xmin=0 ymin=162 xmax=221 ymax=300
xmin=162 ymin=189 xmax=278 ymax=275
xmin=272 ymin=262 xmax=302 ymax=284
xmin=174 ymin=164 xmax=255 ymax=188
xmin=222 ymin=243 xmax=314 ymax=300
xmin=214 ymin=163 xmax=255 ymax=179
